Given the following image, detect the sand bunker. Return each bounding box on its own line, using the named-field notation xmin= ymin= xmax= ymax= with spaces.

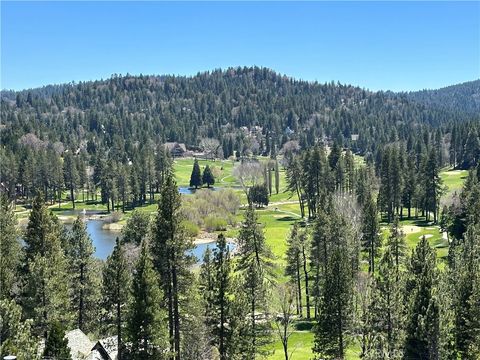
xmin=402 ymin=225 xmax=422 ymax=234
xmin=419 ymin=234 xmax=434 ymax=239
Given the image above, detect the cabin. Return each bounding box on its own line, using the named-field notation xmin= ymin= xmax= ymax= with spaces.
xmin=88 ymin=337 xmax=118 ymax=360
xmin=164 ymin=142 xmax=187 ymax=157
xmin=65 ymin=329 xmax=94 ymax=360
xmin=65 ymin=329 xmax=118 ymax=360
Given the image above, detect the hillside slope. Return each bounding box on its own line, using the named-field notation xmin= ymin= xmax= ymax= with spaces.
xmin=1 ymin=67 xmax=479 ymax=159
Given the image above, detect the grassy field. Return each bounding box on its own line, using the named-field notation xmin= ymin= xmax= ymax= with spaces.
xmin=440 ymin=168 xmax=468 ymax=198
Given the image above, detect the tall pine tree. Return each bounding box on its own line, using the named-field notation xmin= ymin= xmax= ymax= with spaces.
xmin=66 ymin=216 xmax=101 ymax=333
xmin=127 ymin=240 xmax=168 ymax=359
xmin=236 ymin=206 xmax=275 ymax=358
xmin=151 ymin=173 xmax=194 ymax=359
xmin=102 ymin=238 xmax=131 ymax=360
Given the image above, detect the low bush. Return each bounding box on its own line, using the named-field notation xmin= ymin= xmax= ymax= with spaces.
xmin=204 ymin=216 xmax=228 ymax=232
xmin=103 ymin=211 xmax=122 ymax=224
xmin=183 ymin=220 xmax=200 ymax=237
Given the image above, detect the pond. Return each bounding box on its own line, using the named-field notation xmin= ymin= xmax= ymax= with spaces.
xmin=189 ymin=242 xmax=236 ymax=264
xmin=61 ymin=210 xmax=236 ymax=262
xmin=61 ymin=210 xmax=120 ymax=260
xmin=86 ymin=220 xmax=119 ymax=260
xmin=178 ymin=186 xmax=219 ymax=195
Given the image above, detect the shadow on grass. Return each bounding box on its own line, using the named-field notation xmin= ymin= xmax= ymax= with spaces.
xmin=275 ymin=216 xmax=299 ymax=222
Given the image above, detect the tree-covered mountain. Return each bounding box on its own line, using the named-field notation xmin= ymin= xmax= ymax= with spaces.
xmin=406 ymin=79 xmax=480 ymax=116
xmin=1 ymin=67 xmax=478 ymax=160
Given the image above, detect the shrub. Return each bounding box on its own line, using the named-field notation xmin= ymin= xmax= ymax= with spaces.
xmin=182 ymin=189 xmax=240 ymax=232
xmin=104 ymin=211 xmax=122 ymax=224
xmin=204 ymin=216 xmax=227 ymax=232
xmin=183 ymin=220 xmax=200 ymax=237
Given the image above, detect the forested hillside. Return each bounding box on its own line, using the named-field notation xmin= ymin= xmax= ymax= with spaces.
xmin=1 ymin=67 xmax=479 ymax=158
xmin=407 ymin=79 xmax=480 ymax=115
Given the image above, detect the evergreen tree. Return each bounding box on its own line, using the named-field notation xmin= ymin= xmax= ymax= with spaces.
xmin=386 ymin=216 xmax=407 ymax=279
xmin=202 ymin=165 xmax=215 ymax=188
xmin=43 ymin=321 xmax=72 ymax=360
xmin=452 ymin=225 xmax=480 ymax=359
xmin=0 ymin=196 xmax=21 ymax=299
xmin=313 ymin=243 xmax=352 ymax=359
xmin=404 ymin=236 xmax=440 ymax=359
xmin=249 ymin=183 xmax=269 ymax=207
xmin=378 ymin=147 xmax=394 ymax=222
xmin=373 ymin=246 xmax=406 ymax=358
xmin=200 ymin=246 xmax=215 ymax=335
xmin=402 ymin=154 xmax=417 ymax=219
xmin=285 ymin=156 xmax=306 ymax=218
xmin=274 ymin=159 xmax=280 ymax=195
xmin=236 ymin=206 xmax=275 ymax=358
xmin=121 ymin=210 xmax=150 ymax=245
xmin=312 ymin=203 xmax=356 ymax=359
xmin=190 ymin=158 xmax=203 ymax=189
xmin=0 ymin=299 xmax=38 ymax=359
xmin=212 ymin=234 xmax=235 ymax=359
xmin=298 ymin=228 xmax=311 ymax=319
xmin=127 ymin=240 xmax=168 ymax=359
xmin=63 ymin=151 xmax=78 ymax=209
xmin=66 ymin=216 xmax=100 ymax=333
xmin=423 ymin=148 xmax=443 ymax=223
xmin=285 ymin=223 xmax=303 ymax=317
xmin=102 ymin=238 xmax=131 ymax=360
xmin=361 ymin=196 xmax=380 ymax=274
xmin=310 ymin=205 xmax=331 ymax=318
xmin=23 ymin=195 xmax=72 ymax=336
xmin=151 ymin=173 xmax=194 ymax=359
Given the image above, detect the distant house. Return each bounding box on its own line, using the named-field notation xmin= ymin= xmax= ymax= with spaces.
xmin=65 ymin=329 xmax=94 ymax=360
xmin=89 ymin=337 xmax=118 ymax=360
xmin=164 ymin=142 xmax=187 ymax=157
xmin=65 ymin=329 xmax=118 ymax=360
xmin=351 ymin=134 xmax=359 ymax=141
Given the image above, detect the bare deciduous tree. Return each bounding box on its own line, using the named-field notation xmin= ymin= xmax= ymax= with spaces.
xmin=200 ymin=138 xmax=222 ymax=160
xmin=273 ymin=284 xmax=297 ymax=360
xmin=233 ymin=160 xmax=263 ymax=202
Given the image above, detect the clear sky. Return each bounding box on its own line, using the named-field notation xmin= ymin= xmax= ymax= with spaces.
xmin=1 ymin=1 xmax=479 ymax=91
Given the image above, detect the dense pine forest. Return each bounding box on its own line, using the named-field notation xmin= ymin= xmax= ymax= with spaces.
xmin=1 ymin=68 xmax=480 ymax=360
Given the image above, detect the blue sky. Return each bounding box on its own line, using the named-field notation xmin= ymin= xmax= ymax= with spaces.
xmin=1 ymin=1 xmax=479 ymax=91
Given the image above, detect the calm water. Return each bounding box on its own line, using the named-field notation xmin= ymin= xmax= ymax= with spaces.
xmin=60 ymin=210 xmax=119 ymax=259
xmin=86 ymin=220 xmax=119 ymax=259
xmin=178 ymin=186 xmax=219 ymax=195
xmin=190 ymin=242 xmax=236 ymax=263
xmin=60 ymin=209 xmax=235 ymax=261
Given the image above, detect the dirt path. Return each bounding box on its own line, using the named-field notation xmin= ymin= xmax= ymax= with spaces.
xmin=270 ymin=207 xmax=302 ymax=219
xmin=268 ymin=200 xmax=300 ymax=206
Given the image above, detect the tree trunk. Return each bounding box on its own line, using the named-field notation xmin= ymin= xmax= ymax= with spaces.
xmin=167 ymin=268 xmax=174 ymax=356
xmin=117 ymin=273 xmax=122 ymax=360
xmin=79 ymin=264 xmax=84 ymax=330
xmin=302 ymin=247 xmax=311 ymax=319
xmin=172 ymin=261 xmax=181 ymax=360
xmin=296 ymin=258 xmax=303 ymax=317
xmin=70 ymin=185 xmax=75 ymax=209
